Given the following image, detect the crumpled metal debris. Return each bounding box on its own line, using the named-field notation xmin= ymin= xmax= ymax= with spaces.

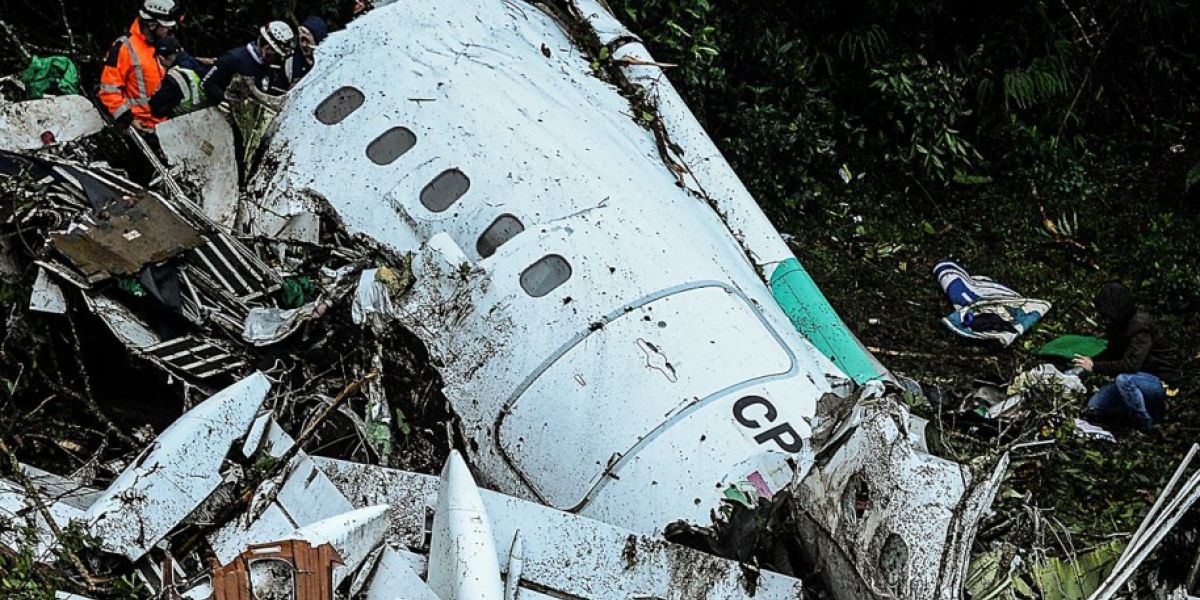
xmin=796 ymin=382 xmax=1009 ymax=600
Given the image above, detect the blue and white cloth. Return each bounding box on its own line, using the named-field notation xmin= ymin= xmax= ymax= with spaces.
xmin=934 ymin=260 xmax=1051 ymax=346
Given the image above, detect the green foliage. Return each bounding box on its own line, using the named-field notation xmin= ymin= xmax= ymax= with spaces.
xmin=1138 ymin=213 xmax=1200 ymax=311
xmin=837 ymin=25 xmax=889 ymax=66
xmin=1186 ymin=161 xmax=1200 ymax=192
xmin=869 ymin=54 xmax=982 ymax=180
xmin=0 ymin=528 xmax=55 ymax=600
xmin=1002 ymin=53 xmax=1074 ymax=110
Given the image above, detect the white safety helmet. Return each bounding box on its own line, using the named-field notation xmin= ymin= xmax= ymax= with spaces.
xmin=259 ymin=21 xmax=295 ymax=55
xmin=139 ymin=0 xmax=180 ymax=26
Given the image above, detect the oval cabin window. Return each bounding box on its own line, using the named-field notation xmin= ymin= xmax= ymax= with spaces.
xmin=314 ymin=86 xmax=365 ymax=125
xmin=366 ymin=127 xmax=417 ymax=165
xmin=476 ymin=214 xmax=524 ymax=258
xmin=420 ymin=168 xmax=471 ymax=213
xmin=520 ymin=255 xmax=572 ymax=297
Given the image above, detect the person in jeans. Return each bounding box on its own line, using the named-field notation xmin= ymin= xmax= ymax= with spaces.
xmin=1074 ymin=282 xmax=1180 ymax=434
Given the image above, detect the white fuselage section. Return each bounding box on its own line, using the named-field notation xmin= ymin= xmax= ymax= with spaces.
xmin=251 ymin=0 xmax=837 ymax=534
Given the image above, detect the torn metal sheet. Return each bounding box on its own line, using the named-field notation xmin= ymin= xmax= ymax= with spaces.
xmin=208 ymin=420 xmax=355 ymax=565
xmin=142 ymin=335 xmax=247 ymax=379
xmin=0 ymin=478 xmax=88 ymax=562
xmin=795 ymin=385 xmax=1007 ymax=600
xmin=0 ymin=95 xmax=104 ymax=152
xmin=50 ymin=190 xmax=204 ymax=282
xmin=277 ymin=211 xmax=320 ymax=244
xmin=86 ymin=372 xmax=270 ymax=560
xmin=84 ymin=294 xmax=247 ymax=380
xmin=156 ymin=108 xmax=241 ymax=228
xmin=314 ymin=457 xmax=808 ymax=599
xmin=83 ymin=293 xmax=162 ymax=349
xmin=19 ymin=463 xmax=102 ymax=511
xmin=30 ymin=266 xmax=68 ymax=314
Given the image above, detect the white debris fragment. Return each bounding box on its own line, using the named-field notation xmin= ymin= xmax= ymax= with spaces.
xmin=351 ymin=267 xmax=409 ymax=330
xmin=156 ymin=108 xmax=240 ymax=228
xmin=0 ymin=95 xmax=104 ymax=152
xmin=86 ymin=372 xmax=271 ymax=560
xmin=241 ymin=302 xmax=320 ymax=346
xmin=428 ymin=451 xmax=505 ymax=600
xmin=30 ymin=267 xmax=68 ymax=314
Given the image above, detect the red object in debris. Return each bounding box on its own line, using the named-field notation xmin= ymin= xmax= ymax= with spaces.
xmin=41 ymin=131 xmax=56 ymax=145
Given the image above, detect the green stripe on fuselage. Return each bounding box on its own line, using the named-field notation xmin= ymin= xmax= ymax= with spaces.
xmin=769 ymin=258 xmax=885 ymax=384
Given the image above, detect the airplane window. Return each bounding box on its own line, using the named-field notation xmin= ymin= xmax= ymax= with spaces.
xmin=366 ymin=127 xmax=417 ymax=165
xmin=420 ymin=168 xmax=470 ymax=213
xmin=314 ymin=86 xmax=365 ymax=125
xmin=520 ymin=255 xmax=571 ymax=297
xmin=842 ymin=472 xmax=871 ymax=524
xmin=879 ymin=533 xmax=909 ymax=594
xmin=476 ymin=214 xmax=524 ymax=258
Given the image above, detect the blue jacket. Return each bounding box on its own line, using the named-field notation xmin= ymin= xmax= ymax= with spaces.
xmin=201 ymin=43 xmax=274 ymax=102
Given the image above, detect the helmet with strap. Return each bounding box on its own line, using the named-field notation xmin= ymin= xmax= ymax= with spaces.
xmin=140 ymin=0 xmax=180 ymax=26
xmin=259 ymin=21 xmax=295 ymax=56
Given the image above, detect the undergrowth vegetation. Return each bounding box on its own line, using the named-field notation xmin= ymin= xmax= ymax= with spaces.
xmin=610 ymin=0 xmax=1200 ymax=565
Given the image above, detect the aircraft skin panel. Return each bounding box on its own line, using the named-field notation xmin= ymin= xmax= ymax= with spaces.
xmin=253 ymin=0 xmax=833 ymax=536
xmin=578 ymin=377 xmax=817 ymax=530
xmin=571 ymin=0 xmax=887 ymax=383
xmin=496 ymin=283 xmax=796 ymax=509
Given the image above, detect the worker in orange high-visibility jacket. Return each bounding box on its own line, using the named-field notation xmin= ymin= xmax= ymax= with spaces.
xmin=99 ymin=0 xmax=181 ymax=130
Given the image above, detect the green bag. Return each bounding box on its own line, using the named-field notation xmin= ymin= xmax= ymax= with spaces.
xmin=1036 ymin=334 xmax=1108 ymax=359
xmin=20 ymin=56 xmax=82 ymax=100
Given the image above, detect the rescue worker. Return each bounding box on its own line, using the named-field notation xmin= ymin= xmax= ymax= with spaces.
xmin=148 ymin=36 xmax=208 ymax=119
xmin=278 ymin=16 xmax=330 ymax=89
xmin=201 ymin=21 xmax=295 ymax=105
xmin=341 ymin=0 xmax=373 ymax=22
xmin=1075 ymin=282 xmax=1181 ymax=434
xmin=99 ymin=0 xmax=181 ymax=130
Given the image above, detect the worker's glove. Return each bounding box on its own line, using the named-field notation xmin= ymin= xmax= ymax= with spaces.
xmin=112 ymin=111 xmax=134 ymax=132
